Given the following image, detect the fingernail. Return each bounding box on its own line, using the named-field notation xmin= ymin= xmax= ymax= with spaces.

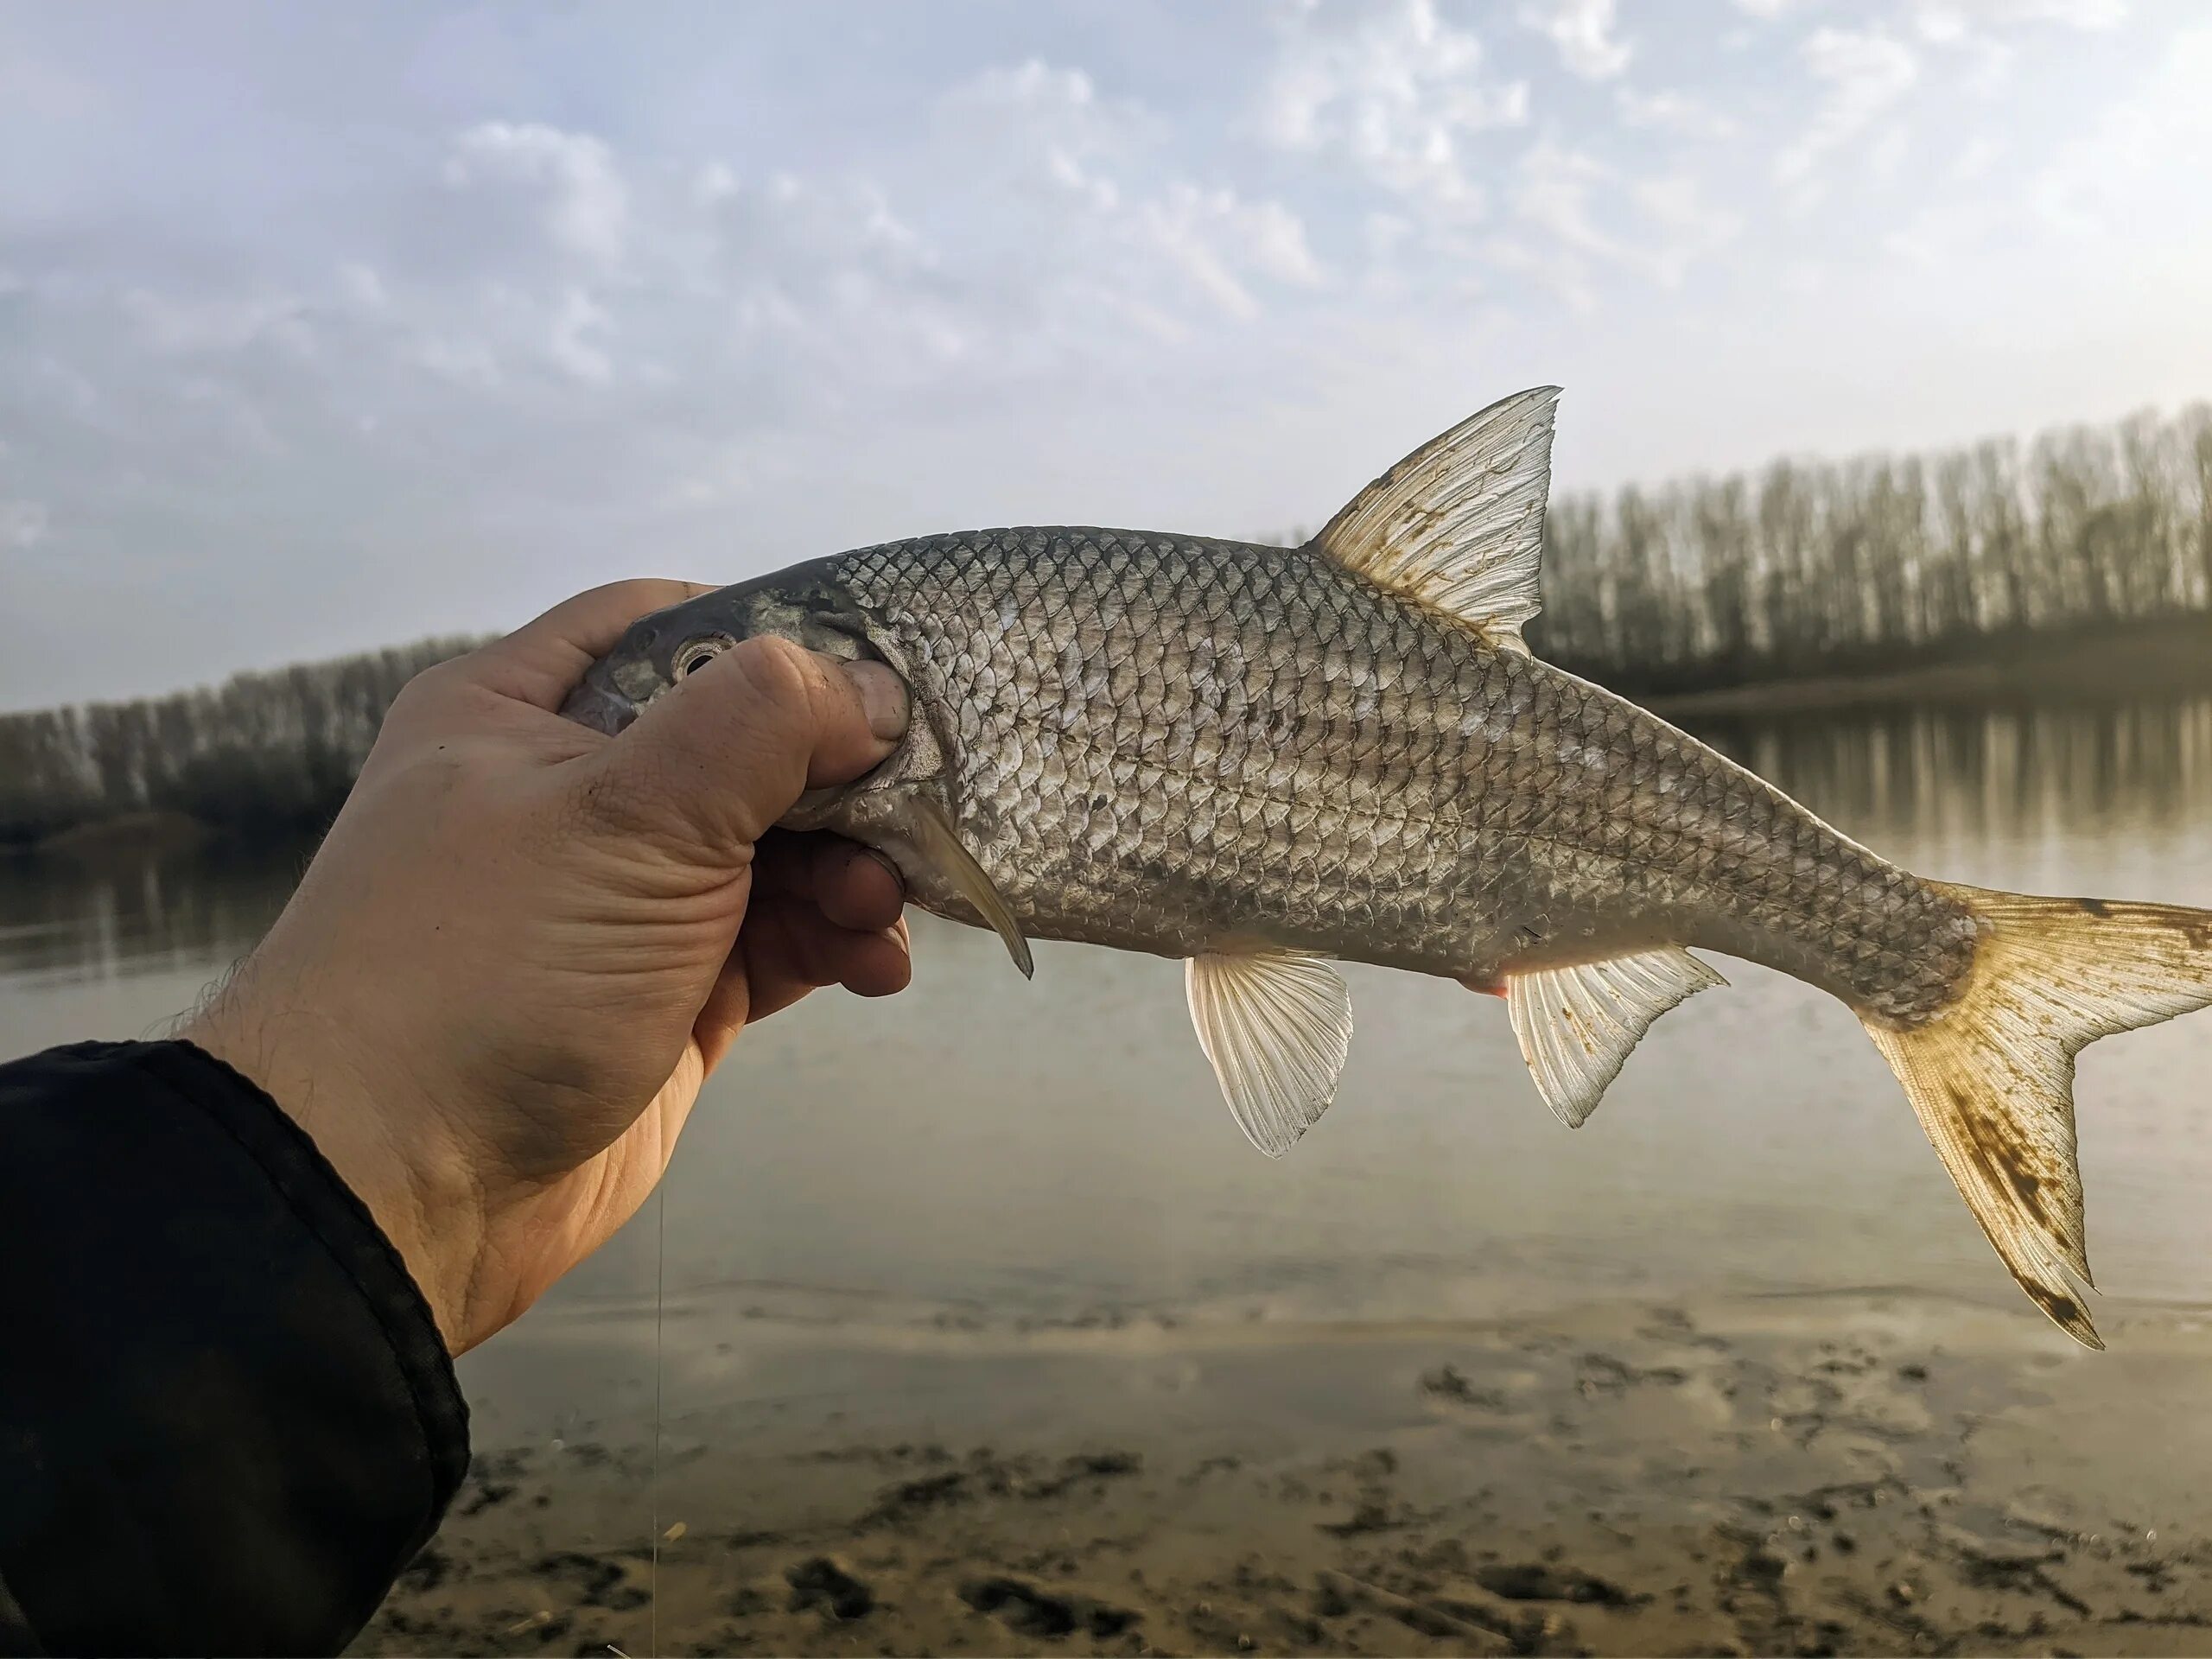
xmin=842 ymin=659 xmax=909 ymax=743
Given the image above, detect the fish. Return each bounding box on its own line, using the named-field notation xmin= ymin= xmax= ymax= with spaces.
xmin=563 ymin=386 xmax=2212 ymax=1349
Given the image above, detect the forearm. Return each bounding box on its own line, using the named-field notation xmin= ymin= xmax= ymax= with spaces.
xmin=0 ymin=1041 xmax=467 ymax=1656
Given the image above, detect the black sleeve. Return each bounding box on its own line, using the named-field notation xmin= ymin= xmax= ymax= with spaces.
xmin=0 ymin=1040 xmax=470 ymax=1657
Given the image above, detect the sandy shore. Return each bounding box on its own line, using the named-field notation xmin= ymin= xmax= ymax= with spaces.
xmin=348 ymin=1289 xmax=2212 ymax=1656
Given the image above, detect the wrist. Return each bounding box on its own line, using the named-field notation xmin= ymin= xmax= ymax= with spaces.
xmin=180 ymin=981 xmax=484 ymax=1353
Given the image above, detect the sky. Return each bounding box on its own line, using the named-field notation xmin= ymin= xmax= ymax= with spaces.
xmin=2 ymin=0 xmax=2209 ymax=710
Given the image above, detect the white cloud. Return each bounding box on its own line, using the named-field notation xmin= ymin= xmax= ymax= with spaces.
xmin=944 ymin=60 xmax=1150 ymax=183
xmin=1911 ymin=0 xmax=2123 ymax=92
xmin=412 ymin=334 xmax=501 ymax=391
xmin=339 ymin=263 xmax=388 ymax=311
xmin=1775 ymin=28 xmax=1919 ymax=186
xmin=1948 ymin=133 xmax=2002 ymax=182
xmin=1260 ymin=0 xmax=1529 ymax=214
xmin=2031 ymin=0 xmax=2126 ymax=21
xmin=1731 ymin=0 xmax=1796 ymax=16
xmin=0 ymin=499 xmax=48 ymax=550
xmin=944 ymin=60 xmax=1138 ymax=217
xmin=121 ymin=289 xmax=315 ymax=358
xmin=1920 ymin=0 xmax=2126 ymax=26
xmin=1503 ymin=144 xmax=1741 ymax=300
xmin=543 ymin=287 xmax=613 ymax=385
xmin=1911 ymin=5 xmax=1967 ymax=43
xmin=1514 ymin=143 xmax=1620 ymax=262
xmin=1143 ymin=186 xmax=1322 ymax=317
xmin=1521 ymin=0 xmax=1631 ymax=80
xmin=958 ymin=58 xmax=1103 ymax=113
xmin=2031 ymin=23 xmax=2212 ymax=234
xmin=938 ymin=60 xmax=1322 ymax=328
xmin=693 ymin=161 xmax=739 ymax=206
xmin=1615 ymin=86 xmax=1738 ymax=138
xmin=444 ymin=121 xmax=630 ymax=266
xmin=1630 ymin=173 xmax=1743 ymax=286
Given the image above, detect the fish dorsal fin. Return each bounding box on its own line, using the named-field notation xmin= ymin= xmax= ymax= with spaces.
xmin=1505 ymin=946 xmax=1724 ymax=1128
xmin=1185 ymin=950 xmax=1353 ymax=1157
xmin=1313 ymin=385 xmax=1561 ymax=652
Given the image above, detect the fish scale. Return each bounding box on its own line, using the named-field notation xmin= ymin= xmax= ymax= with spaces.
xmin=830 ymin=524 xmax=1978 ymax=1017
xmin=564 ymin=385 xmax=2212 ymax=1347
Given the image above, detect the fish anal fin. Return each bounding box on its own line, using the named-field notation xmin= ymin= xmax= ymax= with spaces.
xmin=1313 ymin=385 xmax=1560 ymax=649
xmin=1504 ymin=946 xmax=1725 ymax=1128
xmin=1186 ymin=950 xmax=1353 ymax=1158
xmin=906 ymin=795 xmax=1033 ymax=979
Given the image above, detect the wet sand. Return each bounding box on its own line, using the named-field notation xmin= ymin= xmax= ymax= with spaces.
xmin=353 ymin=1292 xmax=2212 ymax=1656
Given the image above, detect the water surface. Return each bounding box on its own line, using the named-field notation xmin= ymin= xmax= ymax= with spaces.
xmin=7 ymin=698 xmax=2212 ymax=1441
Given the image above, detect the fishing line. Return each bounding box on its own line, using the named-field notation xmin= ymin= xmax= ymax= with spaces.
xmin=649 ymin=1174 xmax=666 ymax=1657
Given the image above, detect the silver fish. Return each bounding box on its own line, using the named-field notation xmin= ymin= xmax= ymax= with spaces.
xmin=565 ymin=388 xmax=2212 ymax=1347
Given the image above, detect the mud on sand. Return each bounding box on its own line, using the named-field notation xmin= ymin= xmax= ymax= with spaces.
xmin=353 ymin=1292 xmax=2212 ymax=1656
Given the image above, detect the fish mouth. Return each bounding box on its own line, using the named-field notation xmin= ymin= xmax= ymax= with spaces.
xmin=560 ymin=681 xmax=640 ymax=737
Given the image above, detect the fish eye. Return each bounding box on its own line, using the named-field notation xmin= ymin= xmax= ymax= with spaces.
xmin=674 ymin=636 xmax=732 ymax=679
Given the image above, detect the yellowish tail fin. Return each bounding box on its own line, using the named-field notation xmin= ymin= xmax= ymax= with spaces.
xmin=1864 ymin=887 xmax=2212 ymax=1349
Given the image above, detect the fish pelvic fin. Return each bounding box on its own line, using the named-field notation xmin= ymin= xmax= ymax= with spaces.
xmin=1865 ymin=885 xmax=2212 ymax=1351
xmin=1505 ymin=947 xmax=1726 ymax=1128
xmin=1312 ymin=385 xmax=1559 ymax=652
xmin=1186 ymin=949 xmax=1353 ymax=1158
xmin=907 ymin=795 xmax=1033 ymax=979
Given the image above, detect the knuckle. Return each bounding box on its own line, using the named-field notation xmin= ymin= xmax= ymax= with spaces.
xmin=728 ymin=634 xmax=823 ymax=722
xmin=591 ymin=576 xmax=689 ymax=618
xmin=388 ymin=658 xmax=464 ymax=715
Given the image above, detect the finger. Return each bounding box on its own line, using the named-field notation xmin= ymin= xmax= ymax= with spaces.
xmin=585 ymin=635 xmax=908 ymax=855
xmin=696 ymin=905 xmax=912 ymax=1065
xmin=742 ymin=893 xmax=912 ymax=1014
xmin=460 ymin=579 xmax=719 ymax=712
xmin=693 ymin=955 xmax=752 ymax=1072
xmin=813 ymin=842 xmax=906 ymax=932
xmin=754 ymin=833 xmax=906 ymax=933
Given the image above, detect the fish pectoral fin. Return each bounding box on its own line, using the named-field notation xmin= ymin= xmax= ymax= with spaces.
xmin=906 ymin=795 xmax=1033 ymax=980
xmin=1312 ymin=385 xmax=1559 ymax=652
xmin=1504 ymin=946 xmax=1725 ymax=1128
xmin=1185 ymin=950 xmax=1353 ymax=1158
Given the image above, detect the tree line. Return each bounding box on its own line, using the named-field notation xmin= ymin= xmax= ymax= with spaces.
xmin=1529 ymin=403 xmax=2212 ymax=687
xmin=0 ymin=639 xmax=480 ymax=848
xmin=4 ymin=402 xmax=2209 ymax=848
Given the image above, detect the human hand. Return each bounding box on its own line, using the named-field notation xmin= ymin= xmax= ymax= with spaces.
xmin=182 ymin=581 xmax=912 ymax=1354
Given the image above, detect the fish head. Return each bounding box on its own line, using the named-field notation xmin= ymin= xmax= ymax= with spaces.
xmin=561 ymin=556 xmax=874 ymax=738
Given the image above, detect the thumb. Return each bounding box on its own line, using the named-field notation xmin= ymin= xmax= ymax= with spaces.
xmin=581 ymin=635 xmax=908 ymax=855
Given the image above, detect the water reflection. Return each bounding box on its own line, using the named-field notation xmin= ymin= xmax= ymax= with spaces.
xmin=6 ymin=697 xmax=2212 ymax=1361
xmin=3 ymin=697 xmax=2209 ymax=988
xmin=1694 ymin=697 xmax=2212 ymax=847
xmin=0 ymin=836 xmax=303 ymax=988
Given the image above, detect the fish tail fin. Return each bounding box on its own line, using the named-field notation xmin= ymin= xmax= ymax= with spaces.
xmin=1862 ymin=884 xmax=2212 ymax=1349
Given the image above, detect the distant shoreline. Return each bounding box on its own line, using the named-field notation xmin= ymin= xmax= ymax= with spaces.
xmin=1646 ymin=611 xmax=2212 ymax=720
xmin=8 ymin=612 xmax=2211 ymax=856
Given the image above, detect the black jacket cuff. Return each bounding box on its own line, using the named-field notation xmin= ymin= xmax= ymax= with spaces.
xmin=0 ymin=1039 xmax=469 ymax=1656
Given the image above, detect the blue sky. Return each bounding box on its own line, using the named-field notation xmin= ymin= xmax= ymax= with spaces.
xmin=2 ymin=0 xmax=2207 ymax=708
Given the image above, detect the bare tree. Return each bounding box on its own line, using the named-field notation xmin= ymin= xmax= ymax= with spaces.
xmin=8 ymin=400 xmax=2212 ymax=845
xmin=1530 ymin=404 xmax=2210 ymax=688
